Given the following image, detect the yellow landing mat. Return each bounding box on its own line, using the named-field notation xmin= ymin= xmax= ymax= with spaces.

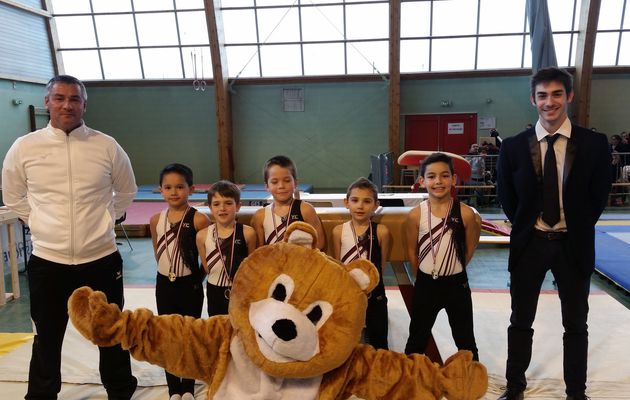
xmin=0 ymin=333 xmax=33 ymax=357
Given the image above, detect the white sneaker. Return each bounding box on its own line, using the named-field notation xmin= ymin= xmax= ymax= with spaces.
xmin=182 ymin=393 xmax=195 ymax=400
xmin=169 ymin=395 xmax=182 ymax=400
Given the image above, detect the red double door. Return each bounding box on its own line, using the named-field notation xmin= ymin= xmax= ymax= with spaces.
xmin=404 ymin=113 xmax=477 ymax=155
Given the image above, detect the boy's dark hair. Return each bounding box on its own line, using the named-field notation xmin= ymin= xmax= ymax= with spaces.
xmin=530 ymin=67 xmax=573 ymax=97
xmin=208 ymin=180 xmax=241 ymax=203
xmin=346 ymin=177 xmax=378 ymax=202
xmin=420 ymin=152 xmax=455 ymax=177
xmin=46 ymin=75 xmax=88 ymax=101
xmin=159 ymin=163 xmax=193 ymax=186
xmin=263 ymin=155 xmax=297 ymax=183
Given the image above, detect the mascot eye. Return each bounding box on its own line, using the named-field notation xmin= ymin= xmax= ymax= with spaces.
xmin=267 ymin=274 xmax=295 ymax=302
xmin=272 ymin=284 xmax=287 ymax=302
xmin=302 ymin=301 xmax=333 ymax=330
xmin=306 ymin=305 xmax=322 ymax=325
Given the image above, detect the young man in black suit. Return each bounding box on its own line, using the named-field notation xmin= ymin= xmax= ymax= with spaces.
xmin=496 ymin=67 xmax=612 ymax=400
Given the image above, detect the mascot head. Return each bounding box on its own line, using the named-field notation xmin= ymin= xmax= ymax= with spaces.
xmin=228 ymin=222 xmax=379 ymax=379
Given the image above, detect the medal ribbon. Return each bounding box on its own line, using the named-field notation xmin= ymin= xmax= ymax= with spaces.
xmin=164 ymin=206 xmax=190 ymax=280
xmin=427 ymin=200 xmax=452 ymax=279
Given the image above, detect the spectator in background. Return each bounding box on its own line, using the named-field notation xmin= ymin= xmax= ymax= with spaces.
xmin=610 ymin=134 xmax=629 ymax=206
xmin=610 ymin=134 xmax=629 ymax=180
xmin=465 ymin=143 xmax=486 ymax=206
xmin=489 ymin=128 xmax=502 ymax=148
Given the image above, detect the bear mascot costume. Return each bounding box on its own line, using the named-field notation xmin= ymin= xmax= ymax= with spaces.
xmin=68 ymin=222 xmax=487 ymax=399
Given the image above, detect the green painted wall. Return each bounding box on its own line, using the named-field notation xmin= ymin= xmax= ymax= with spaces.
xmin=85 ymin=85 xmax=218 ymax=186
xmin=590 ymin=74 xmax=630 ymax=135
xmin=0 ymin=80 xmax=46 ymax=152
xmin=231 ymin=81 xmax=388 ymax=188
xmin=2 ymin=74 xmax=629 ymax=190
xmin=401 ymin=75 xmax=538 ymax=139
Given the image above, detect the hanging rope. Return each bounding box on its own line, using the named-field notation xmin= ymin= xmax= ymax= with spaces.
xmin=229 ymin=0 xmax=388 ymax=90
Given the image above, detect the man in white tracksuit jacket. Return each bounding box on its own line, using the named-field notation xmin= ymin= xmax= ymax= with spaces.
xmin=2 ymin=75 xmax=138 ymax=400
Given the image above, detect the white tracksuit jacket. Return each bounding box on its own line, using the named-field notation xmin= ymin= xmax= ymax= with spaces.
xmin=1 ymin=122 xmax=137 ymax=265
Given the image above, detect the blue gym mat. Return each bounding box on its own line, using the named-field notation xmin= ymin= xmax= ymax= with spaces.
xmin=137 ymin=183 xmax=313 ymax=193
xmin=595 ymin=226 xmax=630 ymax=294
xmin=134 ymin=190 xmax=271 ymax=205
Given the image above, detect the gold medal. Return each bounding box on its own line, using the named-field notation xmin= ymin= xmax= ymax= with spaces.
xmin=164 ymin=207 xmax=190 ymax=285
xmin=427 ymin=200 xmax=452 ymax=281
xmin=213 ymin=224 xmax=236 ymax=299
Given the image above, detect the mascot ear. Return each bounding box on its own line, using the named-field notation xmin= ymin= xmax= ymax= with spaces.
xmin=344 ymin=258 xmax=379 ymax=294
xmin=284 ymin=221 xmax=317 ymax=249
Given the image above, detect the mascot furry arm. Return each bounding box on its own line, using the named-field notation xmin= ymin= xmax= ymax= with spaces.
xmin=69 ymin=222 xmax=487 ymax=400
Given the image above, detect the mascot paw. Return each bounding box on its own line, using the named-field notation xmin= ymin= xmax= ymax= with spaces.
xmin=440 ymin=350 xmax=488 ymax=400
xmin=68 ymin=286 xmax=123 ymax=347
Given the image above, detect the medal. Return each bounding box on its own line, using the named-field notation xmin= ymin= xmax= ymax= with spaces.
xmin=213 ymin=223 xmax=236 ymax=295
xmin=350 ymin=220 xmax=373 ymax=263
xmin=427 ymin=199 xmax=453 ymax=280
xmin=270 ymin=198 xmax=294 ymax=244
xmin=164 ymin=207 xmax=190 ymax=282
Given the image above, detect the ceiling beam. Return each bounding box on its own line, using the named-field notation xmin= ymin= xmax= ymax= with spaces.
xmin=572 ymin=0 xmax=601 ymax=128
xmin=204 ymin=0 xmax=234 ymax=181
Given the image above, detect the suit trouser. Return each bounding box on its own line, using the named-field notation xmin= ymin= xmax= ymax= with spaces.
xmin=506 ymin=235 xmax=591 ymax=396
xmin=25 ymin=252 xmax=137 ymax=400
xmin=405 ymin=271 xmax=479 ymax=360
xmin=365 ymin=283 xmax=389 ymax=350
xmin=155 ymin=273 xmax=203 ymax=396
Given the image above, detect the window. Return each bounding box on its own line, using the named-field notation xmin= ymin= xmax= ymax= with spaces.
xmin=51 ymin=0 xmax=630 ymax=81
xmin=52 ymin=0 xmax=212 ymax=80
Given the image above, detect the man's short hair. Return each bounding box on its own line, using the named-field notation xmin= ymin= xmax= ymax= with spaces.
xmin=530 ymin=67 xmax=573 ymax=97
xmin=46 ymin=75 xmax=88 ymax=101
xmin=420 ymin=152 xmax=455 ymax=177
xmin=208 ymin=180 xmax=241 ymax=203
xmin=159 ymin=163 xmax=193 ymax=186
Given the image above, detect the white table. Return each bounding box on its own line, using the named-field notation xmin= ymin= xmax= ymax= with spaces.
xmin=0 ymin=207 xmax=20 ymax=305
xmin=297 ymin=192 xmax=427 ymax=207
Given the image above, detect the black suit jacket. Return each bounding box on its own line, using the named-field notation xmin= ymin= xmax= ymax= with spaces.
xmin=497 ymin=125 xmax=612 ymax=275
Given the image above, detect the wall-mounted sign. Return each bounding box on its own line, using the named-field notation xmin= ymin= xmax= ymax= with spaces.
xmin=479 ymin=116 xmax=496 ymax=129
xmin=447 ymin=122 xmax=464 ymax=134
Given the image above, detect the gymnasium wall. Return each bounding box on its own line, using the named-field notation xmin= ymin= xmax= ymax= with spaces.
xmin=2 ymin=74 xmax=629 ymax=190
xmin=401 ymin=75 xmax=538 ymax=137
xmin=590 ymin=73 xmax=630 ymax=135
xmin=84 ymin=85 xmax=219 ymax=187
xmin=0 ymin=79 xmax=46 ymax=156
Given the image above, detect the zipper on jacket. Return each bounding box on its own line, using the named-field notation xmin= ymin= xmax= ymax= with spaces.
xmin=66 ymin=134 xmax=75 ymax=262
